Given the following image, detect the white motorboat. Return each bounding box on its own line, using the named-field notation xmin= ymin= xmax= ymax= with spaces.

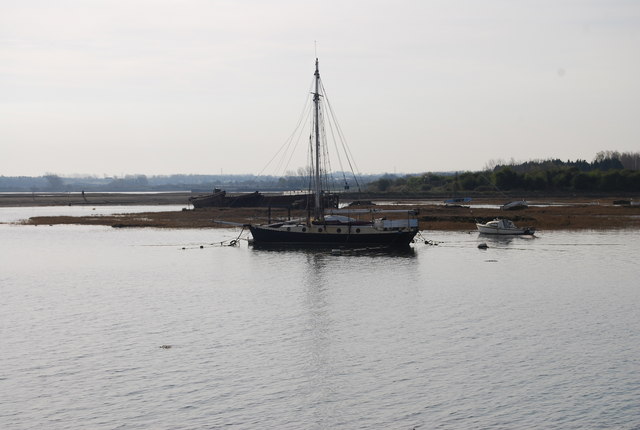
xmin=501 ymin=200 xmax=529 ymax=210
xmin=476 ymin=218 xmax=535 ymax=235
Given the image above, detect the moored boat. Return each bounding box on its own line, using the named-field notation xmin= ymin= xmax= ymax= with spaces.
xmin=247 ymin=58 xmax=420 ymax=247
xmin=190 ymin=189 xmax=337 ymax=209
xmin=189 ymin=189 xmax=227 ymax=208
xmin=444 ymin=197 xmax=472 ymax=204
xmin=476 ymin=218 xmax=535 ymax=235
xmin=501 ymin=200 xmax=529 ymax=211
xmin=249 ymin=209 xmax=419 ymax=247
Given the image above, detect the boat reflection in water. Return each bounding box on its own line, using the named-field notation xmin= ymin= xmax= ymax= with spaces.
xmin=249 ymin=240 xmax=418 ymax=257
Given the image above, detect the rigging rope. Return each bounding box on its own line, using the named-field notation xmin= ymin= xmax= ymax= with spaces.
xmin=320 ymin=80 xmax=362 ymax=191
xmin=257 ymin=78 xmax=315 ymax=178
xmin=255 ymin=70 xmax=364 ymax=195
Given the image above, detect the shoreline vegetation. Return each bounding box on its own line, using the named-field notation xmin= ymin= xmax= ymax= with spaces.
xmin=3 ymin=192 xmax=640 ymax=231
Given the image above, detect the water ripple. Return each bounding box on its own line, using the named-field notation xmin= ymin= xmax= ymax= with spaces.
xmin=1 ymin=226 xmax=639 ymax=428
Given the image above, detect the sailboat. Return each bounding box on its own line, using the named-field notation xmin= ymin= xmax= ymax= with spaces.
xmin=247 ymin=59 xmax=420 ymax=247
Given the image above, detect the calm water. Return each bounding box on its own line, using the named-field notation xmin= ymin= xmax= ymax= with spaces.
xmin=1 ymin=207 xmax=639 ymax=429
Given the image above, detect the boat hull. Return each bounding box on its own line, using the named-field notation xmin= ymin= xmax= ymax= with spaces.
xmin=249 ymin=225 xmax=418 ymax=247
xmin=476 ymin=218 xmax=534 ymax=235
xmin=501 ymin=200 xmax=529 ymax=211
xmin=189 ymin=191 xmax=338 ymax=209
xmin=476 ymin=224 xmax=534 ymax=235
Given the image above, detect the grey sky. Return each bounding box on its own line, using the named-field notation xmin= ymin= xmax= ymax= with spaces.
xmin=1 ymin=0 xmax=638 ymax=176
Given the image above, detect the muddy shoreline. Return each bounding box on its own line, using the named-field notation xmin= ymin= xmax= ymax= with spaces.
xmin=0 ymin=192 xmax=192 ymax=207
xmin=5 ymin=193 xmax=639 ymax=231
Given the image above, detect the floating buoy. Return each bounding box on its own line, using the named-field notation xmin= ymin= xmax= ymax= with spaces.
xmin=200 ymin=245 xmax=204 ymax=249
xmin=478 ymin=242 xmax=488 ymax=249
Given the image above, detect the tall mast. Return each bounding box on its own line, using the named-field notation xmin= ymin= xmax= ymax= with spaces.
xmin=313 ymin=58 xmax=322 ymax=219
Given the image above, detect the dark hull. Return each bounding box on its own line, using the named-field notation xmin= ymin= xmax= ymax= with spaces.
xmin=249 ymin=226 xmax=418 ymax=247
xmin=189 ymin=191 xmax=226 ymax=208
xmin=189 ymin=191 xmax=338 ymax=209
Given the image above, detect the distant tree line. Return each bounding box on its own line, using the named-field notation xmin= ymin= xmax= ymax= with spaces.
xmin=3 ymin=151 xmax=639 ymax=194
xmin=367 ymin=151 xmax=640 ymax=194
xmin=0 ymin=172 xmax=382 ymax=193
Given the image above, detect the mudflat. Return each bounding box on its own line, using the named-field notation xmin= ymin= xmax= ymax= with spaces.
xmin=5 ymin=192 xmax=639 ymax=231
xmin=0 ymin=192 xmax=191 ymax=207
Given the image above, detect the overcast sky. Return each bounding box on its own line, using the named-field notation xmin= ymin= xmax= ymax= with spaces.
xmin=1 ymin=0 xmax=639 ymax=177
